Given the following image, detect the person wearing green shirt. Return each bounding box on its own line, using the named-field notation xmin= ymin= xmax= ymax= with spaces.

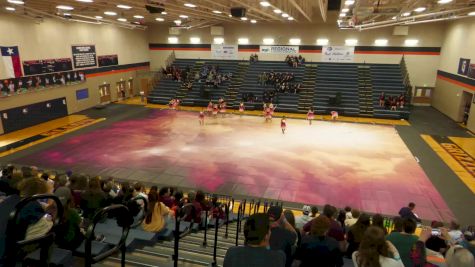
xmin=386 ymin=218 xmax=419 ymax=267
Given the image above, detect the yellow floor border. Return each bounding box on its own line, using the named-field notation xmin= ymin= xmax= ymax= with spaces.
xmin=420 ymin=134 xmax=475 ymax=194
xmin=0 ymin=117 xmax=106 ymax=158
xmin=143 ymin=103 xmax=410 ymax=126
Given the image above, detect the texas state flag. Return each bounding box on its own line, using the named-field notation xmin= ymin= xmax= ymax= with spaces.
xmin=1 ymin=46 xmax=22 ymax=78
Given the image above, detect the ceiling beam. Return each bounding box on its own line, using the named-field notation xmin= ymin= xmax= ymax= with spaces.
xmin=198 ymin=0 xmax=269 ymax=21
xmin=288 ymin=0 xmax=312 ymax=22
xmin=228 ymin=0 xmax=285 ymax=21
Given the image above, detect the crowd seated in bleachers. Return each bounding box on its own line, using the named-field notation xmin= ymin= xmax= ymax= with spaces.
xmin=258 ymin=72 xmax=301 ymax=103
xmin=285 ymin=55 xmax=305 ymax=68
xmin=250 ymin=53 xmax=259 ymax=63
xmin=161 ymin=65 xmax=190 ymax=82
xmin=379 ymin=92 xmax=406 ymax=111
xmin=2 ymin=164 xmax=475 ymax=267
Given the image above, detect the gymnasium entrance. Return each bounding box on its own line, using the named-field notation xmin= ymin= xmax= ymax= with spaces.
xmin=460 ymin=91 xmax=472 ymax=125
xmin=99 ymin=84 xmax=111 ymax=104
xmin=116 ymin=81 xmax=126 ymax=100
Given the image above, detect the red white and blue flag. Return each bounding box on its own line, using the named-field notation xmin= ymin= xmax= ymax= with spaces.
xmin=1 ymin=46 xmax=22 ymax=78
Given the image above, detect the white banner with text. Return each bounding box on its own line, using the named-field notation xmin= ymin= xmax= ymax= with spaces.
xmin=259 ymin=45 xmax=299 ymax=54
xmin=211 ymin=44 xmax=238 ymax=60
xmin=322 ymin=46 xmax=355 ymax=62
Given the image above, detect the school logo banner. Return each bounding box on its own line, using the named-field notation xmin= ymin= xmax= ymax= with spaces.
xmin=322 ymin=46 xmax=355 ymax=62
xmin=259 ymin=46 xmax=299 ymax=54
xmin=211 ymin=45 xmax=238 ymax=60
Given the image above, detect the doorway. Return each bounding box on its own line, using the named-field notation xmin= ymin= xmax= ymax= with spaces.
xmin=460 ymin=91 xmax=473 ymax=125
xmin=413 ymin=86 xmax=433 ymax=106
xmin=128 ymin=79 xmax=134 ymax=97
xmin=99 ymin=84 xmax=111 ymax=104
xmin=116 ymin=81 xmax=126 ymax=101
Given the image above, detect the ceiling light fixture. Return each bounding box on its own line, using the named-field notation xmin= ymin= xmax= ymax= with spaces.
xmin=213 ymin=37 xmax=224 ymax=44
xmin=402 ymin=12 xmax=411 ymax=16
xmin=117 ymin=4 xmax=132 ymax=9
xmin=437 ymin=0 xmax=453 ymax=3
xmin=134 ymin=15 xmax=144 ymax=19
xmin=288 ymin=17 xmax=294 ymax=21
xmin=174 ymin=19 xmax=181 ymax=25
xmin=468 ymin=11 xmax=475 ymax=16
xmin=5 ymin=6 xmax=15 ymax=11
xmin=95 ymin=16 xmax=103 ymax=19
xmin=238 ymin=38 xmax=249 ymax=44
xmin=104 ymin=11 xmax=117 ymax=16
xmin=345 ymin=0 xmax=355 ymax=5
xmin=168 ymin=37 xmax=178 ymax=44
xmin=273 ymin=9 xmax=282 ymax=14
xmin=117 ymin=18 xmax=127 ymax=22
xmin=289 ymin=38 xmax=301 ymax=45
xmin=184 ymin=3 xmax=196 ymax=8
xmin=260 ymin=1 xmax=271 ymax=7
xmin=414 ymin=7 xmax=426 ymax=12
xmin=241 ymin=17 xmax=248 ymax=21
xmin=250 ymin=19 xmax=257 ymax=23
xmin=56 ymin=5 xmax=74 ymax=10
xmin=345 ymin=39 xmax=358 ymax=46
xmin=7 ymin=0 xmax=24 ymax=4
xmin=156 ymin=17 xmax=164 ymax=21
xmin=405 ymin=39 xmax=419 ymax=46
xmin=282 ymin=13 xmax=289 ymax=18
xmin=212 ymin=10 xmax=222 ymax=14
xmin=63 ymin=13 xmax=72 ymax=16
xmin=342 ymin=8 xmax=349 ymax=12
xmin=392 ymin=16 xmax=397 ymax=19
xmin=179 ymin=15 xmax=188 ymax=18
xmin=76 ymin=0 xmax=93 ymax=2
xmin=317 ymin=38 xmax=329 ymax=45
xmin=190 ymin=37 xmax=200 ymax=44
xmin=339 ymin=13 xmax=346 ymax=17
xmin=263 ymin=38 xmax=274 ymax=45
xmin=374 ymin=39 xmax=388 ymax=46
xmin=161 ymin=11 xmax=167 ymax=15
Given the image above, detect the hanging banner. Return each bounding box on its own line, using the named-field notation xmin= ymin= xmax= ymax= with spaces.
xmin=259 ymin=45 xmax=299 ymax=54
xmin=322 ymin=46 xmax=355 ymax=62
xmin=211 ymin=45 xmax=238 ymax=60
xmin=98 ymin=55 xmax=119 ymax=67
xmin=23 ymin=58 xmax=73 ymax=76
xmin=468 ymin=64 xmax=475 ymax=79
xmin=72 ymin=45 xmax=97 ymax=69
xmin=458 ymin=58 xmax=471 ymax=76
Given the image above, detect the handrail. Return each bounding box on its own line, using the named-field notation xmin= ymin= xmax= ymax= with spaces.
xmin=172 ymin=203 xmax=196 ymax=267
xmin=84 ymin=204 xmax=132 ymax=267
xmin=5 ymin=194 xmax=64 ymax=267
xmin=203 ymin=209 xmax=209 ymax=246
xmin=235 ymin=202 xmax=243 ymax=246
xmin=211 ymin=215 xmax=219 ymax=267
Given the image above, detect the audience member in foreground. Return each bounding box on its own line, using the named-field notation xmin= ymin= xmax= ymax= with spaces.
xmin=346 ymin=213 xmax=371 ymax=258
xmin=142 ymin=188 xmax=170 ymax=233
xmin=303 ymin=204 xmax=346 ymax=252
xmin=223 ymin=213 xmax=285 ymax=267
xmin=295 ymin=216 xmax=343 ymax=267
xmin=445 ymin=245 xmax=475 ymax=267
xmin=352 ymin=226 xmax=404 ymax=267
xmin=386 ymin=218 xmax=419 ymax=267
xmin=268 ymin=206 xmax=297 ymax=267
xmin=295 ymin=205 xmax=312 ymax=229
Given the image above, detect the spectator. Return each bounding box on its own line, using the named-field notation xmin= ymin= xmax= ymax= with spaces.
xmin=425 ymin=221 xmax=448 ymax=254
xmin=345 ymin=209 xmax=360 ymax=228
xmin=284 ymin=209 xmax=301 ymax=247
xmin=303 ymin=204 xmax=346 ymax=252
xmin=142 ymin=188 xmax=170 ymax=233
xmin=345 ymin=206 xmax=352 ymax=220
xmin=398 ymin=202 xmax=421 ymax=223
xmin=267 ymin=206 xmax=297 ymax=267
xmin=295 ymin=205 xmax=312 ymax=229
xmin=386 ymin=218 xmax=419 ymax=267
xmin=223 ymin=213 xmax=285 ymax=267
xmin=346 ymin=213 xmax=371 ymax=258
xmin=310 ymin=206 xmax=319 ymax=218
xmin=448 ymin=220 xmax=464 ymax=245
xmin=159 ymin=187 xmax=174 ymax=208
xmin=372 ymin=214 xmax=388 ymax=235
xmin=352 ymin=226 xmax=404 ymax=267
xmin=80 ymin=176 xmax=106 ymax=220
xmin=445 ymin=246 xmax=475 ymax=267
xmin=295 ymin=215 xmax=343 ymax=267
xmin=336 ymin=210 xmax=347 ymax=231
xmin=391 ymin=216 xmax=403 ymax=233
xmin=55 ymin=192 xmax=84 ymax=250
xmin=69 ymin=173 xmax=88 ymax=208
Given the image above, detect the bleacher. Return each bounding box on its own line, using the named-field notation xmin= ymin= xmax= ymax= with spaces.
xmin=148 ymin=58 xmax=411 ymax=119
xmin=370 ymin=64 xmax=410 ymax=119
xmin=238 ymin=61 xmax=305 ymax=113
xmin=313 ymin=63 xmax=360 ymax=116
xmin=178 ymin=59 xmax=240 ymax=107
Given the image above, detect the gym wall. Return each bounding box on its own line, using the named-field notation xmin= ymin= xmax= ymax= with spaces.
xmin=148 ymin=22 xmax=446 ymax=88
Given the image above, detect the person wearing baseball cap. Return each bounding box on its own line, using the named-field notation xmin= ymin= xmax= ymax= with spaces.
xmin=296 ymin=205 xmax=313 ymax=229
xmin=267 ymin=206 xmax=297 ymax=267
xmin=223 ymin=213 xmax=285 ymax=267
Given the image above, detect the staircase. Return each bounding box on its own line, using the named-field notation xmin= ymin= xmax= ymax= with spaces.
xmin=175 ymin=61 xmax=204 ymax=101
xmin=224 ymin=62 xmax=249 ymax=108
xmin=297 ymin=64 xmax=318 ymax=113
xmin=358 ymin=66 xmax=373 ymax=117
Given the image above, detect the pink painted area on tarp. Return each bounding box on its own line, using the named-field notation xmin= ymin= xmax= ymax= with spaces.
xmin=16 ymin=110 xmax=454 ymax=221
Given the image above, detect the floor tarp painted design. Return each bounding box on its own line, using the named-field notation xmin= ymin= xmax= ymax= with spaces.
xmin=13 ymin=110 xmax=454 ymax=221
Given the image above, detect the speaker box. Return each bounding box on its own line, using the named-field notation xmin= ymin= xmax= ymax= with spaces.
xmin=211 ymin=26 xmax=224 ymax=36
xmin=145 ymin=5 xmax=165 ymax=14
xmin=393 ymin=26 xmax=409 ymax=36
xmin=230 ymin=7 xmax=246 ymax=18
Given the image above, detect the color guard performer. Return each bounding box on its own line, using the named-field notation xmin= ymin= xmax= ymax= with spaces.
xmin=331 ymin=110 xmax=338 ymax=121
xmin=281 ymin=116 xmax=287 ymax=134
xmin=238 ymin=102 xmax=245 ymax=117
xmin=307 ymin=107 xmax=314 ymax=125
xmin=199 ymin=110 xmax=205 ymax=125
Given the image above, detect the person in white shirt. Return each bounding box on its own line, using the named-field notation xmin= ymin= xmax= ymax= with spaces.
xmin=295 ymin=205 xmax=312 ymax=229
xmin=448 ymin=221 xmax=464 ymax=244
xmin=352 ymin=226 xmax=404 ymax=267
xmin=345 ymin=209 xmax=360 ymax=228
